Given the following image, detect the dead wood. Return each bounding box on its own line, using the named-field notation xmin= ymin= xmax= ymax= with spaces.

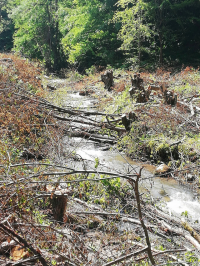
xmin=53 ymin=114 xmax=126 ymax=133
xmin=130 ymin=74 xmax=152 ymax=103
xmin=122 ymin=114 xmax=131 ymax=130
xmin=4 ymin=255 xmax=41 ymax=266
xmin=130 ymin=241 xmax=188 ymax=265
xmin=181 ymin=221 xmax=200 ymax=244
xmin=101 ymin=70 xmax=114 ymax=91
xmin=73 ymin=198 xmax=103 ymax=212
xmin=0 ymin=240 xmax=16 ymax=254
xmin=51 ymin=193 xmax=68 ymax=222
xmin=133 ymin=167 xmax=156 ymax=265
xmin=163 ymin=90 xmax=177 ymax=106
xmin=160 ymin=220 xmax=200 ymax=252
xmin=136 ymin=248 xmax=187 ymax=264
xmin=102 ymin=247 xmax=148 ymax=266
xmin=0 ymin=224 xmax=49 ymax=266
xmin=121 ymin=217 xmax=157 ymax=228
xmin=67 ymin=130 xmax=116 ymax=144
xmin=137 ymin=90 xmax=151 ymax=103
xmin=131 ymin=73 xmax=143 ymax=89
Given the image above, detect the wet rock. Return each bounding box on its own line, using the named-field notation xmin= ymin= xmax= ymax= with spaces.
xmin=47 ymin=84 xmax=56 ymax=90
xmin=155 ymin=163 xmax=170 ymax=176
xmin=0 ymin=58 xmax=13 ymax=63
xmin=186 ymin=174 xmax=195 ymax=182
xmin=99 ymin=145 xmax=110 ymax=151
xmin=79 ymin=91 xmax=87 ymax=96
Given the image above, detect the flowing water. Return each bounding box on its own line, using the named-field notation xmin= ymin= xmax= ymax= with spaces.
xmin=63 ymin=91 xmax=200 ymax=222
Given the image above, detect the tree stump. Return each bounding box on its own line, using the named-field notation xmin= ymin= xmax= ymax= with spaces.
xmin=137 ymin=90 xmax=151 ymax=103
xmin=51 ymin=191 xmax=67 ymax=222
xmin=131 ymin=73 xmax=143 ymax=90
xmin=129 ymin=111 xmax=137 ymax=121
xmin=129 ymin=87 xmax=136 ymax=100
xmin=122 ymin=114 xmax=131 ymax=131
xmin=164 ymin=90 xmax=177 ymax=106
xmin=101 ymin=70 xmax=114 ymax=91
xmin=130 ymin=73 xmax=151 ymax=103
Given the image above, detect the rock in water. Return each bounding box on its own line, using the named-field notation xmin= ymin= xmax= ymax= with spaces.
xmin=155 ymin=163 xmax=170 ymax=176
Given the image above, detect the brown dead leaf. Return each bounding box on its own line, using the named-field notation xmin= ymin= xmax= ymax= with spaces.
xmin=11 ymin=245 xmax=30 ymax=261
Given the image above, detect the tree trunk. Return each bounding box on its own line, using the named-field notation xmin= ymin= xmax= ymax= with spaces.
xmin=159 ymin=32 xmax=163 ymax=65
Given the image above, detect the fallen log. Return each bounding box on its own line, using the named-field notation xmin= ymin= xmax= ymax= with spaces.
xmin=67 ymin=131 xmax=116 ymax=144
xmin=181 ymin=221 xmax=200 ymax=244
xmin=53 ymin=114 xmax=126 ymax=133
xmin=102 ymin=247 xmax=148 ymax=266
xmin=160 ymin=220 xmax=200 ymax=252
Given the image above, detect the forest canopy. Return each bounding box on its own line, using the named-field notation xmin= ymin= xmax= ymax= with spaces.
xmin=1 ymin=0 xmax=200 ymax=71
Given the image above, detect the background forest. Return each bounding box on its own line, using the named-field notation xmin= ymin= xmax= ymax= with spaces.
xmin=0 ymin=0 xmax=200 ymax=72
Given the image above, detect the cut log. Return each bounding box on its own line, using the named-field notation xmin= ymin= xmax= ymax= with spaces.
xmin=160 ymin=220 xmax=200 ymax=252
xmin=129 ymin=87 xmax=136 ymax=99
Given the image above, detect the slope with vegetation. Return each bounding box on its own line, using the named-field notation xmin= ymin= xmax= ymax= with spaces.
xmin=0 ymin=54 xmax=200 ymax=265
xmin=0 ymin=0 xmax=200 ymax=265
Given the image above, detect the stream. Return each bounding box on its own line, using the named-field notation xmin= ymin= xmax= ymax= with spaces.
xmin=63 ymin=91 xmax=200 ymax=223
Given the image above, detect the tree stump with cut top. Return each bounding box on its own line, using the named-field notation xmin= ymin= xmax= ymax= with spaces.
xmin=51 ymin=191 xmax=67 ymax=222
xmin=101 ymin=70 xmax=114 ymax=91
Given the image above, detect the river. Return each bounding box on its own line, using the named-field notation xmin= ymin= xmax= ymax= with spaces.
xmin=62 ymin=90 xmax=200 ymax=223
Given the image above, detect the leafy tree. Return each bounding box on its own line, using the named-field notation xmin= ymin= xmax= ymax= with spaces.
xmin=166 ymin=0 xmax=200 ymax=64
xmin=9 ymin=0 xmax=66 ymax=71
xmin=59 ymin=0 xmax=122 ymax=70
xmin=0 ymin=0 xmax=13 ymax=50
xmin=145 ymin=0 xmax=200 ymax=65
xmin=114 ymin=0 xmax=153 ymax=67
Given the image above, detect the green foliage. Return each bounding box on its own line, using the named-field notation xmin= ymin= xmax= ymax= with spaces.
xmin=114 ymin=0 xmax=153 ymax=66
xmin=95 ymin=157 xmax=99 ymax=168
xmin=0 ymin=1 xmax=14 ymax=51
xmin=185 ymin=252 xmax=200 ymax=264
xmin=101 ymin=177 xmax=121 ymax=195
xmin=2 ymin=0 xmax=200 ymax=69
xmin=181 ymin=210 xmax=189 ymax=218
xmin=59 ymin=0 xmax=122 ymax=69
xmin=9 ymin=0 xmax=66 ymax=71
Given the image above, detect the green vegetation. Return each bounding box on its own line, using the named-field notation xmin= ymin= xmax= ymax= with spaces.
xmin=0 ymin=0 xmax=200 ymax=264
xmin=1 ymin=0 xmax=200 ymax=71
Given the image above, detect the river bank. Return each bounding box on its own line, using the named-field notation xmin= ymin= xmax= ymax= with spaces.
xmin=1 ymin=53 xmax=200 ymax=265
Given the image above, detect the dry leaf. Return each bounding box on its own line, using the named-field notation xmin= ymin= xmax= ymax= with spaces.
xmin=11 ymin=245 xmax=29 ymax=261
